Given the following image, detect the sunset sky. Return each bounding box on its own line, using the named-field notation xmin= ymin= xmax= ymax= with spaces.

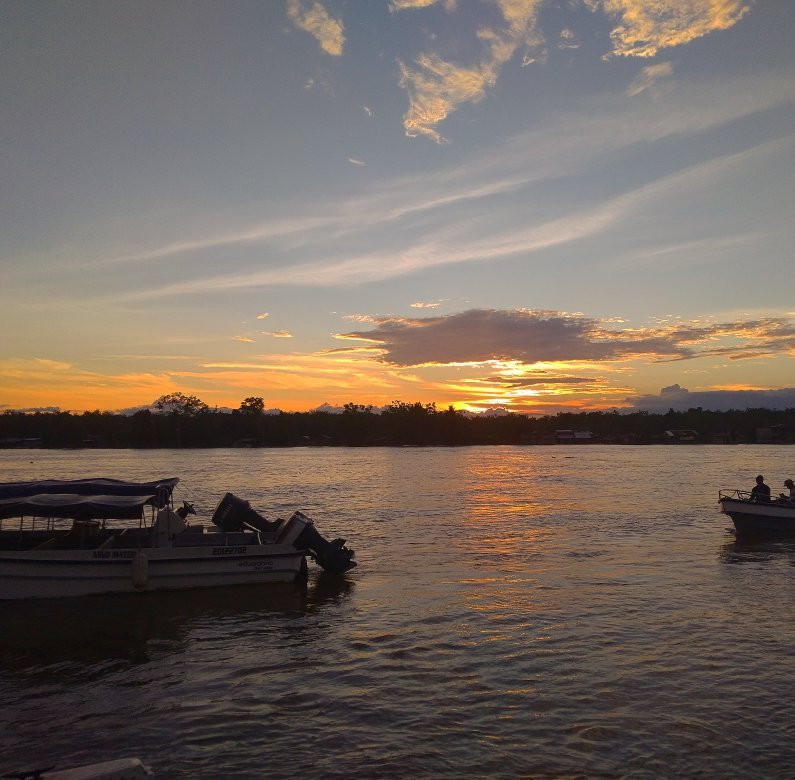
xmin=1 ymin=0 xmax=793 ymax=415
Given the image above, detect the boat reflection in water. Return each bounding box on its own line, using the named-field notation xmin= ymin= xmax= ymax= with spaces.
xmin=0 ymin=571 xmax=354 ymax=677
xmin=718 ymin=536 xmax=795 ymax=566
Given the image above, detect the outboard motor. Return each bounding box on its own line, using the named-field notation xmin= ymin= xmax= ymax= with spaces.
xmin=211 ymin=493 xmax=356 ymax=574
xmin=290 ymin=511 xmax=356 ymax=575
xmin=212 ymin=493 xmax=280 ymax=534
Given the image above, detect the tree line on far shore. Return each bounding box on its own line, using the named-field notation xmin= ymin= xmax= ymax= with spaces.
xmin=1 ymin=393 xmax=793 ymax=448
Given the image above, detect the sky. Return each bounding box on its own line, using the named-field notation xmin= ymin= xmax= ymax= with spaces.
xmin=1 ymin=0 xmax=793 ymax=415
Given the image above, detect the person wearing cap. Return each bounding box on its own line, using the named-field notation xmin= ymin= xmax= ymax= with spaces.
xmin=779 ymin=478 xmax=795 ymax=503
xmin=750 ymin=475 xmax=771 ymax=502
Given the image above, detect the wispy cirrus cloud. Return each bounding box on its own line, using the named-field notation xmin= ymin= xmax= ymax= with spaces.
xmin=287 ymin=0 xmax=345 ymax=56
xmin=605 ymin=231 xmax=777 ymax=272
xmin=0 ymin=358 xmax=185 ymax=411
xmin=197 ymin=350 xmax=425 ymax=402
xmin=128 ymin=135 xmax=789 ymax=297
xmin=82 ymin=216 xmax=337 ymax=270
xmin=9 ymin=67 xmax=788 ymax=295
xmin=626 ymin=61 xmax=674 ymax=97
xmin=5 ymin=63 xmax=789 ymax=315
xmin=389 ymin=0 xmax=454 ymax=10
xmin=261 ymin=330 xmax=294 ymax=338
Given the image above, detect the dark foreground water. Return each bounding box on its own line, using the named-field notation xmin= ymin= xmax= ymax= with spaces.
xmin=1 ymin=446 xmax=793 ymax=778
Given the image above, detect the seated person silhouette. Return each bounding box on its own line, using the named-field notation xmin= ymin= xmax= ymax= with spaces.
xmin=750 ymin=474 xmax=771 ymax=502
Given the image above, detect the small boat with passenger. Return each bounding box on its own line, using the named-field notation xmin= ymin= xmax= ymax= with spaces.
xmin=718 ymin=489 xmax=795 ymax=536
xmin=0 ymin=477 xmax=355 ymax=600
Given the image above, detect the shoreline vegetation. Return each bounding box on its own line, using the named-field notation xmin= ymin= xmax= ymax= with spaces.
xmin=1 ymin=398 xmax=794 ymax=448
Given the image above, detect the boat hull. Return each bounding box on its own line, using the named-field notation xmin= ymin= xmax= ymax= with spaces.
xmin=0 ymin=544 xmax=306 ymax=599
xmin=720 ymin=497 xmax=795 ymax=536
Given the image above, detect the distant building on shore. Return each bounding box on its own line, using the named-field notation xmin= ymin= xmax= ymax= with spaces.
xmin=664 ymin=429 xmax=699 ymax=443
xmin=0 ymin=437 xmax=43 ymax=448
xmin=554 ymin=429 xmax=594 ymax=443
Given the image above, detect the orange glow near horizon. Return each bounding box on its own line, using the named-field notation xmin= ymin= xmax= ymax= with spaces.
xmin=1 ymin=342 xmax=791 ymax=414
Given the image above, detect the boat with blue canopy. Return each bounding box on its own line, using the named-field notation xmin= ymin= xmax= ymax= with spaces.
xmin=0 ymin=477 xmax=355 ymax=600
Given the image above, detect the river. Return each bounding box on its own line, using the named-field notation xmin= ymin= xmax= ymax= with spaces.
xmin=1 ymin=446 xmax=793 ymax=778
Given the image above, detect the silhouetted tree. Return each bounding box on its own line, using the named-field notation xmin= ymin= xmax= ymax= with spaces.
xmin=239 ymin=396 xmax=265 ymax=413
xmin=1 ymin=402 xmax=794 ymax=449
xmin=341 ymin=402 xmax=375 ymax=445
xmin=153 ymin=392 xmax=209 ymax=447
xmin=154 ymin=392 xmax=209 ymax=416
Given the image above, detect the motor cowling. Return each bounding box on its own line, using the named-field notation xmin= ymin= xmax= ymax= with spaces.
xmin=211 ymin=492 xmax=280 ymax=533
xmin=211 ymin=493 xmax=356 ymax=574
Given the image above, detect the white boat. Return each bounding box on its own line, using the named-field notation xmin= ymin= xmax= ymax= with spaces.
xmin=0 ymin=477 xmax=355 ymax=600
xmin=5 ymin=757 xmax=153 ymax=779
xmin=718 ymin=489 xmax=795 ymax=536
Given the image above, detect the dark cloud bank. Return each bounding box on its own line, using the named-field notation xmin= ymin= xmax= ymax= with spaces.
xmin=340 ymin=308 xmax=795 ymax=412
xmin=626 ymin=384 xmax=795 ymax=413
xmin=340 ymin=309 xmax=794 ymax=366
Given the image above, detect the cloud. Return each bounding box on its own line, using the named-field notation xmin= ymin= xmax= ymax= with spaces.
xmin=0 ymin=358 xmax=189 ymax=412
xmin=337 ymin=308 xmax=795 ymax=367
xmin=605 ymin=231 xmax=771 ymax=272
xmin=626 ymin=61 xmax=675 ymax=97
xmin=390 ymin=0 xmax=453 ymax=10
xmin=397 ymin=54 xmax=491 ymax=144
xmin=597 ymin=0 xmax=751 ymax=58
xmin=234 ymin=336 xmax=255 ymax=343
xmin=62 ymin=216 xmax=338 ymax=272
xmin=341 ymin=313 xmax=380 ymax=323
xmin=33 ymin=358 xmax=73 ymax=371
xmin=627 ymin=384 xmax=795 ymax=412
xmin=111 ymin=131 xmax=789 ymax=301
xmin=314 ymin=402 xmax=345 ymax=413
xmin=491 ymin=374 xmax=593 ymax=387
xmin=256 ymin=312 xmax=270 ymax=320
xmin=392 ymin=0 xmax=750 ymax=140
xmin=396 ymin=0 xmax=541 ymax=142
xmin=411 ymin=300 xmax=443 ymax=309
xmin=348 ymin=158 xmax=366 ymax=166
xmin=261 ymin=330 xmax=294 ymax=338
xmin=337 ymin=309 xmax=681 ymax=365
xmin=286 ymin=0 xmax=345 ymax=56
xmin=21 ymin=69 xmax=789 ymax=302
xmin=0 ymin=405 xmax=61 ymax=413
xmin=195 ymin=349 xmax=427 ymax=408
xmin=558 ymin=28 xmax=579 ymax=49
xmin=480 ymin=406 xmax=512 ymax=417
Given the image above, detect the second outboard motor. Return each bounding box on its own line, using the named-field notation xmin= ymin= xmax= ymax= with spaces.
xmin=211 ymin=494 xmax=356 ymax=574
xmin=291 ymin=511 xmax=356 ymax=574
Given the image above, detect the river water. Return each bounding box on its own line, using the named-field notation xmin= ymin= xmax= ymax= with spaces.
xmin=0 ymin=446 xmax=793 ymax=778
